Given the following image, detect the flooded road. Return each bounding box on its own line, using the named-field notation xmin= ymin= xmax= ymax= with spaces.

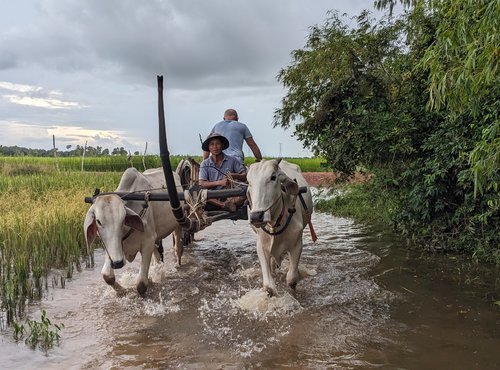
xmin=0 ymin=210 xmax=498 ymax=369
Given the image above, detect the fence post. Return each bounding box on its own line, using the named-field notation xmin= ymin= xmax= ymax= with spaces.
xmin=142 ymin=141 xmax=148 ymax=171
xmin=53 ymin=135 xmax=59 ymax=171
xmin=81 ymin=141 xmax=87 ymax=171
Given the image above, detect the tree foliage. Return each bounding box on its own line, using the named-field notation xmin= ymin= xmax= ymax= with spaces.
xmin=274 ymin=11 xmax=414 ymax=174
xmin=274 ymin=3 xmax=499 ymax=262
xmin=419 ymin=0 xmax=500 ymax=199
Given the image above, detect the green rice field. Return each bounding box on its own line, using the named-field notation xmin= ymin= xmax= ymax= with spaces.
xmin=0 ymin=155 xmax=326 ymax=326
xmin=0 ymin=155 xmax=327 ymax=173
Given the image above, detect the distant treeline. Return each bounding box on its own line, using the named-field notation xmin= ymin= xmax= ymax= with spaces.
xmin=0 ymin=144 xmax=130 ymax=157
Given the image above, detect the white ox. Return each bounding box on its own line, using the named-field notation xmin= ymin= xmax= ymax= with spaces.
xmin=246 ymin=159 xmax=313 ymax=296
xmin=84 ymin=167 xmax=183 ymax=295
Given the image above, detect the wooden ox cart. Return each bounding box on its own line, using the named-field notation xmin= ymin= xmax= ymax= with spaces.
xmin=83 ymin=76 xmax=312 ymax=295
xmin=84 ymin=76 xmax=307 ymax=246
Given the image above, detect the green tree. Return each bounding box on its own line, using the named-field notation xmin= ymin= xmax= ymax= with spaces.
xmin=380 ymin=0 xmax=498 ymax=260
xmin=274 ymin=5 xmax=499 ymax=262
xmin=273 ymin=11 xmax=435 ymax=176
xmin=377 ymin=0 xmax=500 ymax=198
xmin=112 ymin=147 xmax=127 ymax=156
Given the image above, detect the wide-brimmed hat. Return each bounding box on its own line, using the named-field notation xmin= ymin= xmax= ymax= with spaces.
xmin=202 ymin=132 xmax=229 ymax=151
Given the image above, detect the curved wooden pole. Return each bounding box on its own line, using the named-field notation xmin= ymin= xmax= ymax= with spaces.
xmin=157 ymin=75 xmax=193 ymax=230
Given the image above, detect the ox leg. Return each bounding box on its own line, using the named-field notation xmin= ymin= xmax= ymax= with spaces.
xmin=286 ymin=237 xmax=303 ymax=291
xmin=173 ymin=226 xmax=183 ymax=267
xmin=256 ymin=234 xmax=276 ymax=296
xmin=137 ymin=241 xmax=154 ymax=296
xmin=101 ymin=257 xmax=123 ymax=291
xmin=153 ymin=239 xmax=164 ymax=263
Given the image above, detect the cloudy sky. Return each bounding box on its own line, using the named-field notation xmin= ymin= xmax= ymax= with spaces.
xmin=0 ymin=0 xmax=383 ymax=157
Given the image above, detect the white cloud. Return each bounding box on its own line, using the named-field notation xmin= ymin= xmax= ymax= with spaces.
xmin=0 ymin=80 xmax=82 ymax=109
xmin=3 ymin=94 xmax=80 ymax=109
xmin=0 ymin=81 xmax=42 ymax=93
xmin=0 ymin=121 xmax=131 ymax=149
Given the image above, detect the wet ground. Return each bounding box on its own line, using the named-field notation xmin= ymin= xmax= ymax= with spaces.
xmin=0 ymin=208 xmax=498 ymax=369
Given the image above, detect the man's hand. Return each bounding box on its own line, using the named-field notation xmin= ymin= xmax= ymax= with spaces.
xmin=218 ymin=178 xmax=229 ymax=187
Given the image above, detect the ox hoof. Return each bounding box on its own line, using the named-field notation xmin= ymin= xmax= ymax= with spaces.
xmin=137 ymin=281 xmax=148 ymax=296
xmin=175 ymin=254 xmax=182 ymax=267
xmin=103 ymin=275 xmax=115 ymax=286
xmin=265 ymin=286 xmax=275 ymax=297
xmin=288 ymin=281 xmax=297 ymax=291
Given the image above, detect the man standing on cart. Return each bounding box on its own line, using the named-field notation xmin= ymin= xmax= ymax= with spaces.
xmin=199 ymin=132 xmax=247 ymax=212
xmin=203 ymin=109 xmax=262 ymax=165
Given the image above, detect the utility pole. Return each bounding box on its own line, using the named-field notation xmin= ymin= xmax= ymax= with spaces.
xmin=279 ymin=142 xmax=282 ymax=158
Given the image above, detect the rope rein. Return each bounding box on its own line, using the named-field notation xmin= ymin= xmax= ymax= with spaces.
xmin=199 ymin=163 xmax=247 ymax=187
xmin=121 ymin=190 xmax=151 ymax=242
xmin=183 ymin=188 xmax=209 ymax=225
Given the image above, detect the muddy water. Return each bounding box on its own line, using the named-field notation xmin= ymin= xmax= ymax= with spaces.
xmin=0 ymin=211 xmax=498 ymax=369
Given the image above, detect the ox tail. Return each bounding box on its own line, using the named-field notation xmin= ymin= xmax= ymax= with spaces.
xmin=307 ymin=211 xmax=318 ymax=242
xmin=298 ymin=193 xmax=317 ymax=242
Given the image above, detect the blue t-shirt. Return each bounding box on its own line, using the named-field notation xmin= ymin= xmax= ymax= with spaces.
xmin=210 ymin=120 xmax=252 ymax=163
xmin=199 ymin=153 xmax=245 ymax=189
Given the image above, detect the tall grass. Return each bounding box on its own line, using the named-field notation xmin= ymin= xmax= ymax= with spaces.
xmin=0 ymin=167 xmax=120 ymax=325
xmin=315 ymin=181 xmax=398 ymax=228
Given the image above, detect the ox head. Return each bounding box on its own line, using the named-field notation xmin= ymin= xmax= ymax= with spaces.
xmin=246 ymin=159 xmax=299 ymax=227
xmin=84 ymin=194 xmax=144 ymax=269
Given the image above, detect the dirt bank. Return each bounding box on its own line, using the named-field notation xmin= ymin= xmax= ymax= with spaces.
xmin=302 ymin=172 xmax=338 ymax=187
xmin=302 ymin=172 xmax=372 ymax=187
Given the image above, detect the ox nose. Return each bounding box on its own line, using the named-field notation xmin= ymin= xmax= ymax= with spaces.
xmin=111 ymin=259 xmax=125 ymax=269
xmin=250 ymin=211 xmax=265 ymax=226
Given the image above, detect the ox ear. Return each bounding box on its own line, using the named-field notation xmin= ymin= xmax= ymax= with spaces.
xmin=124 ymin=206 xmax=145 ymax=232
xmin=279 ymin=172 xmax=299 ymax=195
xmin=84 ymin=205 xmax=98 ymax=247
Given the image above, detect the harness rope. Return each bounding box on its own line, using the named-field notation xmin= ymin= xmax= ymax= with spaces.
xmin=121 ymin=191 xmax=151 ymax=242
xmin=183 ymin=188 xmax=209 ymax=226
xmin=247 ymin=189 xmax=298 ymax=236
xmin=249 ymin=180 xmax=317 ymax=241
xmin=199 ymin=164 xmax=247 ymax=187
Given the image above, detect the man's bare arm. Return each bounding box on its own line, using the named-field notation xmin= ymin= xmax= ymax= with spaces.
xmin=245 ymin=137 xmax=262 ymax=161
xmin=199 ymin=178 xmax=229 ymax=189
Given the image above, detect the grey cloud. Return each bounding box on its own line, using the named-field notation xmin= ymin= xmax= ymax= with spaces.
xmin=2 ymin=0 xmax=363 ymax=89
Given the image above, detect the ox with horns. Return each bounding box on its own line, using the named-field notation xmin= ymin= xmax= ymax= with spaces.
xmin=246 ymin=159 xmax=315 ymax=296
xmin=84 ymin=167 xmax=183 ymax=295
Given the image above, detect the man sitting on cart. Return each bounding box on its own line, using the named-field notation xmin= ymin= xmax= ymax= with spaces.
xmin=199 ymin=132 xmax=247 ymax=212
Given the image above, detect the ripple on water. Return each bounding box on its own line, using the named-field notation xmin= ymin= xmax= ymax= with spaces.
xmin=3 ymin=210 xmax=468 ymax=369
